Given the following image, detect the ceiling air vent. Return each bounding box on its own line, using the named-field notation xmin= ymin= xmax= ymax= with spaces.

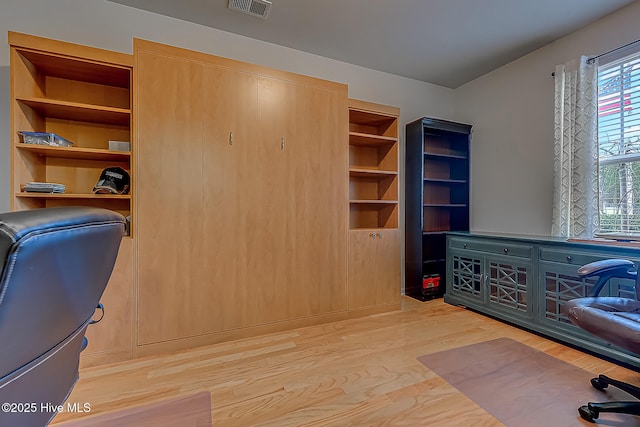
xmin=228 ymin=0 xmax=272 ymax=19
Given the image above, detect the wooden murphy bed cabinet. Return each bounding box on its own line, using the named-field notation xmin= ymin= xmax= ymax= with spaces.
xmin=9 ymin=32 xmax=401 ymax=363
xmin=134 ymin=39 xmax=353 ymax=352
xmin=347 ymin=100 xmax=401 ymax=313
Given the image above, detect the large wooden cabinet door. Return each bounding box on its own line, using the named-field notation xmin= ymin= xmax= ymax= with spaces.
xmin=135 ymin=46 xmax=206 ymax=345
xmin=289 ymin=85 xmax=347 ymax=316
xmin=201 ymin=65 xmax=259 ymax=331
xmin=254 ymin=76 xmax=304 ymax=323
xmin=375 ymin=229 xmax=401 ymax=305
xmin=348 ymin=229 xmax=400 ymax=309
xmin=254 ymin=79 xmax=348 ymax=320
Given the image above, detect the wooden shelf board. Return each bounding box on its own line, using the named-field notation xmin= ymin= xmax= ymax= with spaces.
xmin=349 ymin=100 xmax=399 ymax=118
xmin=350 ymin=200 xmax=398 ymax=207
xmin=16 ymin=143 xmax=130 ymax=161
xmin=349 ymin=168 xmax=398 ymax=178
xmin=349 ymin=132 xmax=397 ymax=146
xmin=350 ymin=226 xmax=399 ymax=230
xmin=17 ymin=97 xmax=131 ymax=126
xmin=16 ymin=192 xmax=131 ymax=200
xmin=15 ymin=48 xmax=131 ymax=88
xmin=349 ymin=109 xmax=397 ymax=127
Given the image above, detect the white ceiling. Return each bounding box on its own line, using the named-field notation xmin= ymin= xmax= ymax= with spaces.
xmin=108 ymin=0 xmax=637 ymax=88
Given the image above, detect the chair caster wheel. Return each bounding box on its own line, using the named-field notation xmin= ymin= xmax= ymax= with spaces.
xmin=591 ymin=377 xmax=608 ymax=391
xmin=579 ymin=405 xmax=598 ymax=422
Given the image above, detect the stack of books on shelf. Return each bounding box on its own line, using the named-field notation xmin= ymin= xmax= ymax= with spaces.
xmin=23 ymin=182 xmax=66 ymax=193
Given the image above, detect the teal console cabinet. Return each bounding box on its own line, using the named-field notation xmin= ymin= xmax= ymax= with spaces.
xmin=448 ymin=236 xmax=534 ymax=324
xmin=445 ymin=232 xmax=640 ymax=368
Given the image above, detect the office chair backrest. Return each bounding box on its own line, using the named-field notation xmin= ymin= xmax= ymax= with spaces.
xmin=0 ymin=206 xmax=125 ymax=426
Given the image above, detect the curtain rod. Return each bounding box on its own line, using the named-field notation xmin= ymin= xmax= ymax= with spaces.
xmin=551 ymin=38 xmax=640 ymax=77
xmin=587 ymin=38 xmax=640 ymax=63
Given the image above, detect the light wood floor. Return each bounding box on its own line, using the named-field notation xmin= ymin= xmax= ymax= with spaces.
xmin=52 ymin=297 xmax=640 ymax=426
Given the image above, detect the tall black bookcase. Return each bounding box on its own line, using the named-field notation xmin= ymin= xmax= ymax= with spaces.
xmin=405 ymin=117 xmax=472 ymax=301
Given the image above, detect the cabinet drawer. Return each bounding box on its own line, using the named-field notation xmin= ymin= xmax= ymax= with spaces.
xmin=449 ymin=237 xmax=532 ymax=259
xmin=538 ymin=248 xmax=609 ymax=266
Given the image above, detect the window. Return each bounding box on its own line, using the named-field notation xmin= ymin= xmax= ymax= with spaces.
xmin=597 ymin=53 xmax=640 ymax=234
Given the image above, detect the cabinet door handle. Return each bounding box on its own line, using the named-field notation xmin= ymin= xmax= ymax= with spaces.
xmin=566 ymin=256 xmax=572 ymax=262
xmin=281 ymin=137 xmax=285 ymax=150
xmin=463 ymin=243 xmax=468 ymax=249
xmin=229 ymin=131 xmax=233 ymax=145
xmin=503 ymin=248 xmax=509 ymax=254
xmin=369 ymin=232 xmax=376 ymax=238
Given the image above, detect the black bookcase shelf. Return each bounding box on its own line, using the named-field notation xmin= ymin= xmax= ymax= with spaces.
xmin=405 ymin=117 xmax=472 ymax=301
xmin=424 ymin=152 xmax=467 ymax=160
xmin=424 ymin=178 xmax=467 ymax=183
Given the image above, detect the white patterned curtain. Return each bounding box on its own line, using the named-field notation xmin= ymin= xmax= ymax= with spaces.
xmin=552 ymin=56 xmax=599 ymax=238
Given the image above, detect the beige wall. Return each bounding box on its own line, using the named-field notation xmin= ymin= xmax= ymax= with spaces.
xmin=455 ymin=1 xmax=640 ymax=235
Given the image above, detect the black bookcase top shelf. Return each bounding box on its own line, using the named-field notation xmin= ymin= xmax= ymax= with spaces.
xmin=421 ymin=117 xmax=473 ymax=134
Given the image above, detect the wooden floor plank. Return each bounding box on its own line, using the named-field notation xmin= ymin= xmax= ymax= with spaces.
xmin=52 ymin=297 xmax=640 ymax=426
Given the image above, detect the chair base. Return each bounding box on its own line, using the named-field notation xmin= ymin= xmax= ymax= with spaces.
xmin=578 ymin=375 xmax=640 ymax=423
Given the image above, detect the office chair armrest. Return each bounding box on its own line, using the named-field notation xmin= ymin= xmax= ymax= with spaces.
xmin=577 ymin=259 xmax=636 ymax=278
xmin=577 ymin=259 xmax=637 ymax=297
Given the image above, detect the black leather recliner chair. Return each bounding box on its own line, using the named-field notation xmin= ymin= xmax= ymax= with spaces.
xmin=0 ymin=207 xmax=125 ymax=426
xmin=566 ymin=258 xmax=640 ymax=423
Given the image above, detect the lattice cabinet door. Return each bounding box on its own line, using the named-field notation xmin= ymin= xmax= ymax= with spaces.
xmin=449 ymin=250 xmax=484 ymax=305
xmin=537 ymin=261 xmax=636 ymax=334
xmin=484 ymin=256 xmax=533 ymax=319
xmin=539 ymin=262 xmax=597 ymax=328
xmin=537 ymin=246 xmax=638 ymax=333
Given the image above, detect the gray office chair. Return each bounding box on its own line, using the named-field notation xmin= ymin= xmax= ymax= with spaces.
xmin=566 ymin=258 xmax=640 ymax=423
xmin=0 ymin=207 xmax=125 ymax=426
